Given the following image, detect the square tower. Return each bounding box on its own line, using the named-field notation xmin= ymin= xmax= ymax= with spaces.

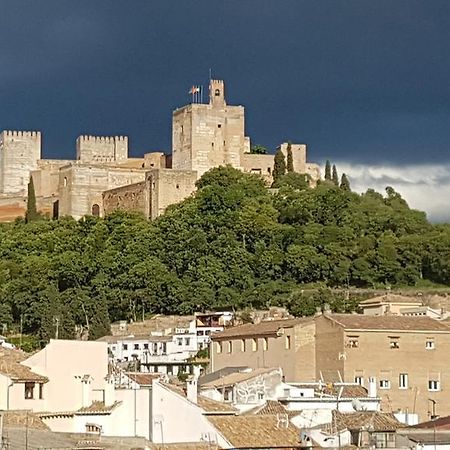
xmin=0 ymin=131 xmax=41 ymax=195
xmin=172 ymin=80 xmax=245 ymax=177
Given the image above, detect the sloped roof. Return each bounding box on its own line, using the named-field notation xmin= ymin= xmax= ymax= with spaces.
xmin=0 ymin=348 xmax=48 ymax=382
xmin=200 ymin=367 xmax=280 ymax=389
xmin=412 ymin=414 xmax=450 ymax=430
xmin=333 ymin=411 xmax=404 ymax=432
xmin=3 ymin=411 xmax=50 ymax=430
xmin=125 ymin=372 xmax=160 ymax=386
xmin=77 ymin=400 xmax=121 ymax=415
xmin=359 ymin=294 xmax=422 ymax=305
xmin=161 ymin=382 xmax=237 ymax=414
xmin=212 ymin=318 xmax=312 ymax=340
xmin=325 ymin=314 xmax=450 ymax=332
xmin=321 ymin=384 xmax=368 ymax=399
xmin=208 ymin=415 xmax=300 ymax=448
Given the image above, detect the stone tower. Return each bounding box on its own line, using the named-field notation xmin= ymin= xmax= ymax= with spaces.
xmin=0 ymin=131 xmax=41 ymax=195
xmin=172 ymin=79 xmax=245 ymax=177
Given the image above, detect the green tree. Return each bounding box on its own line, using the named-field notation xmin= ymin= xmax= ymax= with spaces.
xmin=332 ymin=165 xmax=339 ymax=186
xmin=272 ymin=149 xmax=286 ymax=187
xmin=25 ymin=176 xmax=39 ymax=223
xmin=324 ymin=160 xmax=331 ymax=181
xmin=340 ymin=173 xmax=351 ymax=191
xmin=250 ymin=144 xmax=268 ymax=155
xmin=286 ymin=142 xmax=294 ymax=173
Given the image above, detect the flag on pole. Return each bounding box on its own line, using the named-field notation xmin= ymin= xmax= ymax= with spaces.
xmin=189 ymin=86 xmax=200 ymax=95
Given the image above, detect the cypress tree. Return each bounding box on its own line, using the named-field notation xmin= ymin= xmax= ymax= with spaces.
xmin=286 ymin=142 xmax=294 ymax=173
xmin=25 ymin=176 xmax=39 ymax=223
xmin=324 ymin=160 xmax=331 ymax=181
xmin=332 ymin=165 xmax=339 ymax=186
xmin=340 ymin=173 xmax=351 ymax=191
xmin=272 ymin=149 xmax=286 ymax=187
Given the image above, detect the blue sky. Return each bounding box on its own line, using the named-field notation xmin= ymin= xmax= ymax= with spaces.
xmin=1 ymin=1 xmax=450 ymax=219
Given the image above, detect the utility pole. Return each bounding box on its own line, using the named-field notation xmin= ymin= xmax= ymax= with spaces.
xmin=54 ymin=317 xmax=59 ymax=340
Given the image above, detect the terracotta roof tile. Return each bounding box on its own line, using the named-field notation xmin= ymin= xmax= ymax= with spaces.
xmin=0 ymin=348 xmax=48 ymax=382
xmin=77 ymin=401 xmax=121 ymax=414
xmin=125 ymin=372 xmax=160 ymax=386
xmin=326 ymin=314 xmax=450 ymax=332
xmin=331 ymin=411 xmax=404 ymax=432
xmin=208 ymin=415 xmax=301 ymax=448
xmin=212 ymin=318 xmax=313 ymax=340
xmin=200 ymin=368 xmax=280 ymax=389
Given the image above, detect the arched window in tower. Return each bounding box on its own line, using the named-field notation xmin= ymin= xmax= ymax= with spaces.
xmin=63 ymin=177 xmax=68 ymax=187
xmin=214 ymin=89 xmax=221 ymax=96
xmin=91 ymin=204 xmax=100 ymax=217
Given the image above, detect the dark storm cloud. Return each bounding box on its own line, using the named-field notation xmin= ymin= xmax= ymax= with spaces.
xmin=1 ymin=0 xmax=450 ymax=165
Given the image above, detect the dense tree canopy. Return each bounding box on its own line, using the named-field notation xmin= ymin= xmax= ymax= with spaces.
xmin=0 ymin=166 xmax=448 ymax=344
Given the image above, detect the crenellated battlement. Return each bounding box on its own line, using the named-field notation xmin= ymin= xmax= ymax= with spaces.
xmin=2 ymin=130 xmax=41 ymax=139
xmin=76 ymin=135 xmax=128 ymax=144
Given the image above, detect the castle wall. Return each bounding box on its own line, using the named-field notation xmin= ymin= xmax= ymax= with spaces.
xmin=0 ymin=131 xmax=41 ymax=195
xmin=103 ymin=182 xmax=148 ymax=217
xmin=148 ymin=169 xmax=197 ymax=219
xmin=144 ymin=152 xmax=167 ymax=169
xmin=76 ymin=135 xmax=128 ymax=164
xmin=58 ymin=164 xmax=146 ymax=219
xmin=241 ymin=153 xmax=274 ymax=184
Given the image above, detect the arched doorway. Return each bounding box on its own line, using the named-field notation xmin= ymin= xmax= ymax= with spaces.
xmin=91 ymin=204 xmax=100 ymax=217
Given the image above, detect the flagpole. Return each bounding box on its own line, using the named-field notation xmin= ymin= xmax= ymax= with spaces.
xmin=200 ymin=86 xmax=203 ymax=104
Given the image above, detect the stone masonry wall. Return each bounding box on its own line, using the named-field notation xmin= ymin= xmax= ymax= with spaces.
xmin=103 ymin=182 xmax=147 ymax=217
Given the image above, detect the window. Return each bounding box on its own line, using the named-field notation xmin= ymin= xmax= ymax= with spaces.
xmin=185 ymin=338 xmax=191 ymax=346
xmin=177 ymin=338 xmax=183 ymax=346
xmin=134 ymin=344 xmax=139 ymax=350
xmin=227 ymin=341 xmax=233 ymax=353
xmin=217 ymin=342 xmax=222 ymax=354
xmin=161 ymin=343 xmax=167 ymax=354
xmin=379 ymin=379 xmax=390 ymax=389
xmin=39 ymin=383 xmax=44 ymax=400
xmin=346 ymin=336 xmax=359 ymax=348
xmin=426 ymin=340 xmax=435 ymax=350
xmin=252 ymin=338 xmax=258 ymax=352
xmin=143 ymin=343 xmax=149 ymax=350
xmin=123 ymin=356 xmax=128 ymax=362
xmin=263 ymin=337 xmax=268 ymax=351
xmin=285 ymin=335 xmax=291 ymax=350
xmin=389 ymin=337 xmax=400 ymax=349
xmin=25 ymin=382 xmax=35 ymax=399
xmin=215 ymin=89 xmax=220 ymax=96
xmin=399 ymin=373 xmax=408 ymax=389
xmin=429 ymin=380 xmax=440 ymax=391
xmin=122 ymin=344 xmax=128 ymax=351
xmin=86 ymin=424 xmax=101 ymax=434
xmin=241 ymin=339 xmax=246 ymax=352
xmin=355 ymin=376 xmax=363 ymax=386
xmin=218 ymin=124 xmax=222 ymax=128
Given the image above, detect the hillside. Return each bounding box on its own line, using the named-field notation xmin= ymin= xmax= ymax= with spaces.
xmin=0 ymin=166 xmax=449 ymax=344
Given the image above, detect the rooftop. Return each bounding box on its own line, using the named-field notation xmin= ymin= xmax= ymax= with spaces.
xmin=325 ymin=313 xmax=450 ymax=332
xmin=200 ymin=367 xmax=280 ymax=389
xmin=212 ymin=318 xmax=312 ymax=340
xmin=160 ymin=382 xmax=237 ymax=414
xmin=208 ymin=415 xmax=301 ymax=448
xmin=412 ymin=414 xmax=450 ymax=430
xmin=332 ymin=411 xmax=404 ymax=432
xmin=0 ymin=348 xmax=48 ymax=383
xmin=359 ymin=294 xmax=423 ymax=306
xmin=77 ymin=400 xmax=121 ymax=415
xmin=124 ymin=372 xmax=160 ymax=386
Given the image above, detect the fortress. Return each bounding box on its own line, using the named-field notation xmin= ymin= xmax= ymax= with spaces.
xmin=0 ymin=80 xmax=320 ymax=221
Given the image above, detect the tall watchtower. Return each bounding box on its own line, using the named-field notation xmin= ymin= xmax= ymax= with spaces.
xmin=172 ymin=80 xmax=245 ymax=177
xmin=0 ymin=130 xmax=41 ymax=195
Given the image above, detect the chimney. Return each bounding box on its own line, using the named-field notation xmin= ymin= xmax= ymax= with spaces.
xmin=368 ymin=377 xmax=377 ymax=398
xmin=104 ymin=374 xmax=115 ymax=406
xmin=81 ymin=375 xmax=92 ymax=407
xmin=186 ymin=366 xmax=201 ymax=404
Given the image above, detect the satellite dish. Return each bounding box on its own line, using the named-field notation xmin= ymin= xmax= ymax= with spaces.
xmin=352 ymin=398 xmax=366 ymax=411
